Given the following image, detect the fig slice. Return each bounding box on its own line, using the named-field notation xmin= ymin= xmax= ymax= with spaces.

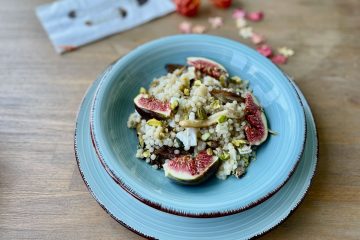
xmin=163 ymin=151 xmax=219 ymax=185
xmin=134 ymin=94 xmax=171 ymax=120
xmin=187 ymin=57 xmax=229 ymax=80
xmin=244 ymin=92 xmax=268 ymax=145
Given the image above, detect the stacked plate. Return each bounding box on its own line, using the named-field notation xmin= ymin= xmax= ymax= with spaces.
xmin=74 ymin=35 xmax=318 ymax=240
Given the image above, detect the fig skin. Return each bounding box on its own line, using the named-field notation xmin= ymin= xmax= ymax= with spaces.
xmin=166 ymin=160 xmax=219 ymax=185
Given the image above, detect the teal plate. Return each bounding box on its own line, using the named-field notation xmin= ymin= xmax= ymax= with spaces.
xmin=75 ymin=75 xmax=318 ymax=239
xmin=90 ymin=35 xmax=306 ymax=217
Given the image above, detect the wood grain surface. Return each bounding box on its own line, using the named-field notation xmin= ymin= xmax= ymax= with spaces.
xmin=0 ymin=0 xmax=359 ymax=239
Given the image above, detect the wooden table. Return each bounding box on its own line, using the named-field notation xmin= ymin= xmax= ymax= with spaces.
xmin=1 ymin=0 xmax=359 ymax=239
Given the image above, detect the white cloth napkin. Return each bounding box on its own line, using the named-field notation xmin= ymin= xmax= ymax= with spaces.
xmin=36 ymin=0 xmax=175 ymax=54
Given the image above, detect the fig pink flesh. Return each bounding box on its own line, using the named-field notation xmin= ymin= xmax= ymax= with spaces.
xmin=245 ymin=94 xmax=260 ymax=113
xmin=188 ymin=59 xmax=226 ymax=79
xmin=168 ymin=151 xmax=213 ymax=176
xmin=244 ymin=93 xmax=267 ymax=145
xmin=195 ymin=151 xmax=214 ymax=173
xmin=138 ymin=96 xmax=170 ymax=112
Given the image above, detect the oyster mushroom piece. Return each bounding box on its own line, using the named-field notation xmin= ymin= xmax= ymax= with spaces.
xmin=179 ymin=110 xmax=243 ymax=128
xmin=210 ymin=89 xmax=244 ymax=103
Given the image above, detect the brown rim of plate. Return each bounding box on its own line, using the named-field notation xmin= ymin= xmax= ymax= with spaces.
xmin=88 ymin=63 xmax=307 ymax=218
xmin=74 ymin=73 xmax=318 ymax=239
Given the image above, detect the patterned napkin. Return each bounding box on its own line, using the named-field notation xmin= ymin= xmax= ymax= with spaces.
xmin=36 ymin=0 xmax=175 ymax=54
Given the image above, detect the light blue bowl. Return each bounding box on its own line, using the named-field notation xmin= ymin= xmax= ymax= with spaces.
xmin=90 ymin=35 xmax=306 ymax=217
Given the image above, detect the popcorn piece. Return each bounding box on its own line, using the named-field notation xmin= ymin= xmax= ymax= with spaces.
xmin=246 ymin=11 xmax=264 ymax=22
xmin=192 ymin=25 xmax=207 ymax=34
xmin=232 ymin=8 xmax=246 ymax=19
xmin=179 ymin=21 xmax=192 ymax=33
xmin=271 ymin=54 xmax=288 ymax=64
xmin=239 ymin=27 xmax=253 ymax=39
xmin=256 ymin=44 xmax=273 ymax=57
xmin=235 ymin=18 xmax=247 ymax=28
xmin=278 ymin=47 xmax=295 ymax=57
xmin=208 ymin=17 xmax=223 ymax=29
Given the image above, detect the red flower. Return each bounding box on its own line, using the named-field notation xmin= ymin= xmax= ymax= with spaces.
xmin=174 ymin=0 xmax=201 ymax=17
xmin=256 ymin=44 xmax=273 ymax=57
xmin=246 ymin=11 xmax=264 ymax=22
xmin=271 ymin=54 xmax=288 ymax=64
xmin=210 ymin=0 xmax=232 ymax=9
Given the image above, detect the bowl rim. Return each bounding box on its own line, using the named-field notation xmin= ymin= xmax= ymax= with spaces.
xmin=89 ymin=34 xmax=306 ymax=218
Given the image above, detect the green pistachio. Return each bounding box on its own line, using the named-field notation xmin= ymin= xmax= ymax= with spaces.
xmin=143 ymin=150 xmax=150 ymax=158
xmin=196 ymin=106 xmax=207 ymax=120
xmin=170 ymin=100 xmax=179 ymax=110
xmin=219 ymin=75 xmax=228 ymax=87
xmin=181 ymin=76 xmax=191 ymax=89
xmin=139 ymin=87 xmax=147 ymax=94
xmin=210 ymin=99 xmax=221 ymax=109
xmin=183 ymin=88 xmax=190 ymax=96
xmin=230 ymin=76 xmax=242 ymax=84
xmin=217 ymin=115 xmax=228 ymax=124
xmin=242 ymin=156 xmax=250 ymax=167
xmin=206 ymin=148 xmax=213 ymax=155
xmin=219 ymin=152 xmax=230 ymax=161
xmin=194 ymin=80 xmax=202 ymax=86
xmin=231 ymin=139 xmax=248 ymax=147
xmin=147 ymin=119 xmax=162 ymax=127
